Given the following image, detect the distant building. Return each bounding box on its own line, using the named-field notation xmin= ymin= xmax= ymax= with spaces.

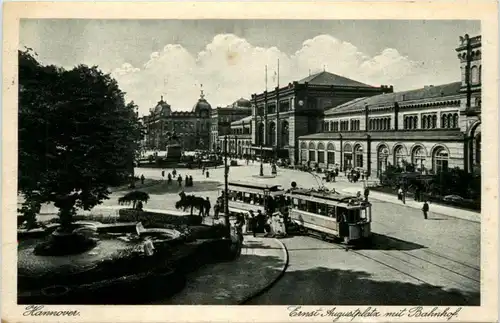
xmin=143 ymin=89 xmax=212 ymax=151
xmin=297 ymin=34 xmax=481 ymax=176
xmin=210 ymin=98 xmax=252 ymax=152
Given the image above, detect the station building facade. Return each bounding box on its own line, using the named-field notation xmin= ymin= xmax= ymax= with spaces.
xmin=248 ymin=71 xmax=394 ymax=163
xmin=143 ymin=91 xmax=212 ymax=151
xmin=297 ymin=34 xmax=481 ymax=176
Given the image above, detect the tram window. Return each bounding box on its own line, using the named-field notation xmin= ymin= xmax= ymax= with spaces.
xmin=292 ymin=198 xmax=299 ymax=207
xmin=317 ymin=203 xmax=325 ymax=216
xmin=298 ymin=199 xmax=307 ymax=211
xmin=326 ymin=204 xmax=336 ymax=218
xmin=306 ymin=201 xmax=318 ymax=214
xmin=360 ymin=208 xmax=367 ymax=220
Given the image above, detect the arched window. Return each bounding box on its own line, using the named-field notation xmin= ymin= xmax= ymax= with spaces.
xmin=432 ymin=115 xmax=437 ymax=128
xmin=421 ymin=116 xmax=426 ymax=129
xmin=377 ymin=145 xmax=389 ymax=177
xmin=475 ymin=133 xmax=481 ymax=164
xmin=257 ymin=122 xmax=264 ymax=146
xmin=354 ymin=145 xmax=364 ymax=168
xmin=330 ymin=121 xmax=334 ymax=132
xmin=433 ymin=147 xmax=449 ymax=173
xmin=413 ymin=116 xmax=418 ymax=129
xmin=404 ymin=118 xmax=408 ymax=130
xmin=308 ymin=142 xmax=316 ymax=162
xmin=317 ymin=142 xmax=325 ymax=163
xmin=268 ymin=122 xmax=276 ymax=146
xmin=327 ymin=143 xmax=335 ymax=165
xmin=412 ymin=146 xmax=426 ymax=172
xmin=300 ymin=142 xmax=307 ymax=164
xmin=441 ymin=114 xmax=447 ymax=128
xmin=453 ymin=113 xmax=459 ymax=128
xmin=343 ymin=143 xmax=353 ymax=170
xmin=281 ymin=120 xmax=289 ymax=146
xmin=394 ymin=145 xmax=407 ymax=168
xmin=471 ymin=66 xmax=479 ymax=84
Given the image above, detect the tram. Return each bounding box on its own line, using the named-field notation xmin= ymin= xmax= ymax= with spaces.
xmin=286 ymin=188 xmax=372 ymax=245
xmin=217 ymin=181 xmax=285 ymax=216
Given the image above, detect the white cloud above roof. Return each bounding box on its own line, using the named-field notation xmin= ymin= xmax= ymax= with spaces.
xmin=112 ymin=33 xmax=423 ymax=115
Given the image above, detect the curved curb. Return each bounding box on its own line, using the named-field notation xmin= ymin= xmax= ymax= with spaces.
xmin=238 ymin=238 xmax=289 ymax=305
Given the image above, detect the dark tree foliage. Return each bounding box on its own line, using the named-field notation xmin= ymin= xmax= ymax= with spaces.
xmin=18 ymin=48 xmax=143 ymax=229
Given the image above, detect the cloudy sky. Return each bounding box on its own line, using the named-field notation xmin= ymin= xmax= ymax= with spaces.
xmin=20 ymin=19 xmax=480 ymax=115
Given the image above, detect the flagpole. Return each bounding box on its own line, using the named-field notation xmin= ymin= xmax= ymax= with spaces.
xmin=265 ymin=65 xmax=268 ymax=91
xmin=277 ymin=58 xmax=280 ymax=88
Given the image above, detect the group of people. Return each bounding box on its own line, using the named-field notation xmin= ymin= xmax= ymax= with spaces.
xmin=346 ymin=169 xmax=367 ymax=183
xmin=160 ymin=169 xmax=195 ymax=187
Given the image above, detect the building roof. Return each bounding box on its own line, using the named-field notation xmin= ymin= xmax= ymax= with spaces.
xmin=153 ymin=96 xmax=171 ymax=115
xmin=231 ymin=115 xmax=253 ymax=126
xmin=297 ymin=71 xmax=375 ymax=88
xmin=325 ymin=82 xmax=462 ymax=115
xmin=192 ymin=90 xmax=212 ymax=114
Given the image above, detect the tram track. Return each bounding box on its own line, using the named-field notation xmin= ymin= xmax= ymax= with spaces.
xmin=399 ymin=250 xmax=480 ymax=282
xmin=295 ymin=231 xmax=479 ymax=294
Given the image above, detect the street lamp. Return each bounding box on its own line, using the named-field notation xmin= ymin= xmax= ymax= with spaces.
xmin=223 ymin=135 xmax=230 ymax=237
xmin=260 ymin=144 xmax=264 ymax=176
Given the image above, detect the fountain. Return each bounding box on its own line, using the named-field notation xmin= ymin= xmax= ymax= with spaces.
xmin=18 ymin=212 xmax=240 ymax=304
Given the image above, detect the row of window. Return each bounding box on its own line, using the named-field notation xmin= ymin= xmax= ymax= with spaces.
xmin=322 ymin=112 xmax=460 ymax=132
xmin=231 ymin=128 xmax=251 ymax=135
xmin=369 ymin=118 xmax=391 ymax=131
xmin=301 ymin=144 xmax=451 ymax=173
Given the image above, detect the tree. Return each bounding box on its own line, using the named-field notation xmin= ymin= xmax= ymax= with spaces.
xmin=18 ymin=48 xmax=143 ymax=231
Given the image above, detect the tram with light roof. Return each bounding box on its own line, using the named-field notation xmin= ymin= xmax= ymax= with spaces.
xmin=286 ymin=188 xmax=372 ymax=245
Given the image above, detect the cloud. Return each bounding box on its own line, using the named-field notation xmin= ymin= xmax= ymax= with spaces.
xmin=111 ymin=33 xmax=423 ymax=115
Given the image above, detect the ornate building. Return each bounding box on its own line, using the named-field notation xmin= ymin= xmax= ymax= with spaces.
xmin=297 ymin=34 xmax=481 ymax=176
xmin=210 ymin=98 xmax=252 ymax=152
xmin=248 ymin=71 xmax=393 ymax=163
xmin=143 ymin=89 xmax=212 ymax=151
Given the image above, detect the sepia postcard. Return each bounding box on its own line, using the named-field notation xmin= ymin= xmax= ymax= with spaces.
xmin=2 ymin=1 xmax=499 ymax=322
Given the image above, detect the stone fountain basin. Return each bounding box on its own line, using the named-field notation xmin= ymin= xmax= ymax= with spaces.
xmin=18 ymin=222 xmax=183 ymax=288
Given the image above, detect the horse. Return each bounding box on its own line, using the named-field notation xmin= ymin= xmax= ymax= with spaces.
xmin=176 ymin=191 xmax=210 ymax=216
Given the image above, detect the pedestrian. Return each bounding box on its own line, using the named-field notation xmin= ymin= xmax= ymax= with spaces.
xmin=249 ymin=210 xmax=257 ymax=237
xmin=356 ymin=191 xmax=362 ymax=199
xmin=189 ymin=175 xmax=193 ymax=187
xmin=177 ymin=175 xmax=182 ymax=187
xmin=185 ymin=175 xmax=189 ymax=187
xmin=422 ymin=201 xmax=429 ymax=219
xmin=397 ymin=187 xmax=403 ymax=201
xmin=206 ymin=170 xmax=210 ymax=178
xmin=161 ymin=170 xmax=165 ymax=179
xmin=364 ymin=187 xmax=370 ymax=201
xmin=214 ymin=201 xmax=220 ymax=219
xmin=140 ymin=174 xmax=145 ymax=185
xmin=172 ymin=168 xmax=177 ymax=177
xmin=202 ymin=166 xmax=205 ymax=175
xmin=205 ymin=197 xmax=211 ymax=217
xmin=167 ymin=173 xmax=172 ymax=184
xmin=415 ymin=187 xmax=421 ymax=202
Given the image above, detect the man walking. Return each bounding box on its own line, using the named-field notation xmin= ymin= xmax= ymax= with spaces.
xmin=422 ymin=201 xmax=429 ymax=219
xmin=204 ymin=197 xmax=211 ymax=217
xmin=364 ymin=187 xmax=370 ymax=201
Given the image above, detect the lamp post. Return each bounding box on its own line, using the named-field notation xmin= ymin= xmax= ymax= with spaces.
xmin=260 ymin=144 xmax=264 ymax=176
xmin=223 ymin=135 xmax=230 ymax=237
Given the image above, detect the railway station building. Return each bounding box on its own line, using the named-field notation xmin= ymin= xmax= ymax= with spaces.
xmin=297 ymin=34 xmax=481 ymax=176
